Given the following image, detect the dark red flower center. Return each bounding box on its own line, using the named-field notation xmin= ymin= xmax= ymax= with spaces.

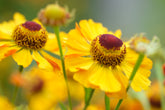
xmin=22 ymin=21 xmax=41 ymax=31
xmin=31 ymin=78 xmax=44 ymax=93
xmin=99 ymin=34 xmax=123 ymax=50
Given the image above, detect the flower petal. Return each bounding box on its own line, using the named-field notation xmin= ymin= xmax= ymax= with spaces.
xmin=74 ymin=63 xmax=121 ymax=92
xmin=13 ymin=12 xmax=26 ymax=25
xmin=0 ymin=21 xmax=15 ymax=37
xmin=65 ymin=55 xmax=93 ymax=72
xmin=0 ymin=46 xmax=18 ymax=61
xmin=106 ymin=68 xmax=128 ymax=98
xmin=78 ymin=19 xmax=108 ymax=41
xmin=121 ymin=62 xmax=151 ymax=91
xmin=12 ymin=49 xmax=33 ymax=68
xmin=66 ymin=28 xmax=90 ymax=55
xmin=89 ymin=64 xmax=121 ymax=92
xmin=40 ymin=51 xmax=61 ymax=72
xmin=126 ymin=48 xmax=153 ymax=69
xmin=44 ymin=32 xmax=67 ymax=55
xmin=32 ymin=51 xmax=53 ymax=70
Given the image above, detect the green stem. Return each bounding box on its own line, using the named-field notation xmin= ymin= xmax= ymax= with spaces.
xmin=12 ymin=65 xmax=23 ymax=104
xmin=105 ymin=93 xmax=110 ymax=110
xmin=115 ymin=53 xmax=145 ymax=110
xmin=154 ymin=59 xmax=165 ymax=110
xmin=54 ymin=26 xmax=72 ymax=110
xmin=59 ymin=102 xmax=67 ymax=110
xmin=0 ymin=80 xmax=3 ymax=95
xmin=84 ymin=88 xmax=95 ymax=110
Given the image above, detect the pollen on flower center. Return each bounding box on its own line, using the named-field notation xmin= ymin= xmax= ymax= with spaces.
xmin=12 ymin=21 xmax=48 ymax=50
xmin=90 ymin=34 xmax=126 ymax=68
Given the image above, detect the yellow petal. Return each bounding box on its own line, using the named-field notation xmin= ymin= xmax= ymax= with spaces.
xmin=79 ymin=19 xmax=108 ymax=41
xmin=89 ymin=64 xmax=121 ymax=92
xmin=66 ymin=28 xmax=90 ymax=55
xmin=121 ymin=62 xmax=151 ymax=91
xmin=13 ymin=12 xmax=26 ymax=25
xmin=32 ymin=51 xmax=53 ymax=70
xmin=0 ymin=42 xmax=18 ymax=61
xmin=44 ymin=32 xmax=67 ymax=55
xmin=44 ymin=33 xmax=58 ymax=52
xmin=0 ymin=96 xmax=14 ymax=110
xmin=73 ymin=64 xmax=95 ymax=88
xmin=12 ymin=49 xmax=33 ymax=68
xmin=74 ymin=63 xmax=121 ymax=92
xmin=65 ymin=55 xmax=93 ymax=72
xmin=0 ymin=21 xmax=15 ymax=37
xmin=126 ymin=48 xmax=153 ymax=69
xmin=114 ymin=29 xmax=122 ymax=38
xmin=131 ymin=73 xmax=151 ymax=91
xmin=40 ymin=51 xmax=61 ymax=72
xmin=106 ymin=68 xmax=128 ymax=98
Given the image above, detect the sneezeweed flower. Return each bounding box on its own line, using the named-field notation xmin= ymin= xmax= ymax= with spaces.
xmin=11 ymin=67 xmax=67 ymax=110
xmin=38 ymin=2 xmax=75 ymax=27
xmin=0 ymin=96 xmax=14 ymax=110
xmin=65 ymin=19 xmax=152 ymax=98
xmin=129 ymin=33 xmax=161 ymax=56
xmin=0 ymin=12 xmax=61 ymax=69
xmin=147 ymin=81 xmax=165 ymax=110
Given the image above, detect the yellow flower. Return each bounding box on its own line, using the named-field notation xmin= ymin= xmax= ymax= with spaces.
xmin=0 ymin=12 xmax=60 ymax=69
xmin=14 ymin=67 xmax=67 ymax=110
xmin=0 ymin=96 xmax=14 ymax=110
xmin=65 ymin=19 xmax=152 ymax=98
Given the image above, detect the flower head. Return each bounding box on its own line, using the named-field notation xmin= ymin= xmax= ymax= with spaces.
xmin=12 ymin=21 xmax=47 ymax=50
xmin=65 ymin=19 xmax=152 ymax=98
xmin=11 ymin=67 xmax=67 ymax=110
xmin=147 ymin=81 xmax=165 ymax=109
xmin=38 ymin=2 xmax=75 ymax=26
xmin=0 ymin=13 xmax=61 ymax=69
xmin=90 ymin=34 xmax=126 ymax=68
xmin=129 ymin=33 xmax=161 ymax=56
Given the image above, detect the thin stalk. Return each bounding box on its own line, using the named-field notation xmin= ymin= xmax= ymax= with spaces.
xmin=12 ymin=65 xmax=23 ymax=104
xmin=84 ymin=88 xmax=95 ymax=110
xmin=154 ymin=59 xmax=165 ymax=110
xmin=0 ymin=80 xmax=3 ymax=95
xmin=105 ymin=93 xmax=110 ymax=110
xmin=54 ymin=26 xmax=72 ymax=110
xmin=115 ymin=53 xmax=145 ymax=110
xmin=59 ymin=102 xmax=67 ymax=110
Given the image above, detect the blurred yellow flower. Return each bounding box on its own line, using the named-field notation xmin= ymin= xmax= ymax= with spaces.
xmin=0 ymin=96 xmax=14 ymax=110
xmin=11 ymin=67 xmax=67 ymax=110
xmin=65 ymin=19 xmax=152 ymax=98
xmin=0 ymin=12 xmax=60 ymax=70
xmin=147 ymin=81 xmax=165 ymax=110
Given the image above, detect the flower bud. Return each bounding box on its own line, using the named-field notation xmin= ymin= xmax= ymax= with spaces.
xmin=129 ymin=33 xmax=161 ymax=56
xmin=38 ymin=2 xmax=75 ymax=27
